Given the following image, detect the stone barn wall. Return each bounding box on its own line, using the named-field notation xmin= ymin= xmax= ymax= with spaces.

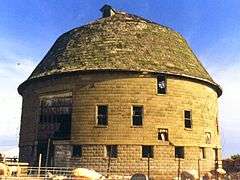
xmin=19 ymin=72 xmax=221 ymax=178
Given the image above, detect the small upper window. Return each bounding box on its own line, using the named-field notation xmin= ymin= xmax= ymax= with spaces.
xmin=132 ymin=106 xmax=143 ymax=126
xmin=72 ymin=145 xmax=82 ymax=157
xmin=157 ymin=75 xmax=166 ymax=94
xmin=97 ymin=105 xmax=108 ymax=126
xmin=175 ymin=146 xmax=184 ymax=159
xmin=205 ymin=132 xmax=211 ymax=144
xmin=106 ymin=145 xmax=118 ymax=158
xmin=158 ymin=129 xmax=168 ymax=141
xmin=184 ymin=110 xmax=192 ymax=128
xmin=142 ymin=145 xmax=154 ymax=158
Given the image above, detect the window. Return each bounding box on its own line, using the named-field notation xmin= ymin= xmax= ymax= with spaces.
xmin=200 ymin=147 xmax=206 ymax=159
xmin=72 ymin=145 xmax=82 ymax=157
xmin=106 ymin=145 xmax=118 ymax=158
xmin=175 ymin=146 xmax=184 ymax=159
xmin=132 ymin=106 xmax=143 ymax=126
xmin=184 ymin=110 xmax=192 ymax=128
xmin=39 ymin=95 xmax=72 ymax=140
xmin=157 ymin=75 xmax=166 ymax=94
xmin=158 ymin=129 xmax=168 ymax=141
xmin=142 ymin=145 xmax=153 ymax=158
xmin=205 ymin=132 xmax=211 ymax=144
xmin=97 ymin=105 xmax=108 ymax=126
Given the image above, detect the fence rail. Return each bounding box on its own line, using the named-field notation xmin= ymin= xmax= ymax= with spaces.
xmin=0 ymin=166 xmax=133 ymax=179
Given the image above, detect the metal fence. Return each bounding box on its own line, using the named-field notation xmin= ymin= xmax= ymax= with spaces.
xmin=2 ymin=164 xmax=239 ymax=179
xmin=0 ymin=166 xmax=133 ymax=180
xmin=27 ymin=166 xmax=73 ymax=177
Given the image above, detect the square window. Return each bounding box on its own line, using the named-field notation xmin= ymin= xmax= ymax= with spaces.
xmin=132 ymin=106 xmax=143 ymax=126
xmin=157 ymin=75 xmax=166 ymax=94
xmin=175 ymin=146 xmax=184 ymax=159
xmin=200 ymin=147 xmax=206 ymax=159
xmin=158 ymin=129 xmax=168 ymax=141
xmin=97 ymin=105 xmax=108 ymax=126
xmin=72 ymin=145 xmax=82 ymax=157
xmin=205 ymin=132 xmax=211 ymax=144
xmin=142 ymin=145 xmax=153 ymax=158
xmin=184 ymin=110 xmax=192 ymax=128
xmin=106 ymin=145 xmax=118 ymax=158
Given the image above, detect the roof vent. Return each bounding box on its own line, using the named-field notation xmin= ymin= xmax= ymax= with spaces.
xmin=100 ymin=4 xmax=116 ymax=18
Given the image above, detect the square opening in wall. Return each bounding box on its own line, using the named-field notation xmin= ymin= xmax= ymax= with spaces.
xmin=175 ymin=146 xmax=184 ymax=159
xmin=72 ymin=145 xmax=82 ymax=157
xmin=142 ymin=145 xmax=153 ymax=158
xmin=205 ymin=132 xmax=211 ymax=144
xmin=132 ymin=106 xmax=143 ymax=126
xmin=106 ymin=145 xmax=118 ymax=158
xmin=97 ymin=105 xmax=108 ymax=126
xmin=184 ymin=110 xmax=192 ymax=129
xmin=157 ymin=75 xmax=166 ymax=94
xmin=158 ymin=128 xmax=168 ymax=141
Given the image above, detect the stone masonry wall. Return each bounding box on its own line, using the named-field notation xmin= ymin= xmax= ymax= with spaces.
xmin=54 ymin=143 xmax=218 ymax=179
xmin=19 ymin=72 xmax=221 ymax=178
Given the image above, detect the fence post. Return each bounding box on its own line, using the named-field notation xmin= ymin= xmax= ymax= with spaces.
xmin=147 ymin=154 xmax=150 ymax=179
xmin=38 ymin=153 xmax=42 ymax=177
xmin=198 ymin=158 xmax=201 ymax=179
xmin=107 ymin=146 xmax=111 ymax=178
xmin=178 ymin=158 xmax=181 ymax=180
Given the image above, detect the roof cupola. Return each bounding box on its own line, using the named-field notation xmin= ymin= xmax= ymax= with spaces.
xmin=100 ymin=4 xmax=116 ymax=18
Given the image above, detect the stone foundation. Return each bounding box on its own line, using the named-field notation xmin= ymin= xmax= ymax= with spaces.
xmin=54 ymin=142 xmax=218 ymax=179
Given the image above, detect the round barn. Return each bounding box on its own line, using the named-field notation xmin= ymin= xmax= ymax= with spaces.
xmin=18 ymin=5 xmax=222 ymax=179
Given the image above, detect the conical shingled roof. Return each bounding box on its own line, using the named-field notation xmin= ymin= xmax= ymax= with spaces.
xmin=25 ymin=5 xmax=221 ymax=95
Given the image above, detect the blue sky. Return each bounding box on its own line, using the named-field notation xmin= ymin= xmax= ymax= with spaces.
xmin=0 ymin=0 xmax=240 ymax=158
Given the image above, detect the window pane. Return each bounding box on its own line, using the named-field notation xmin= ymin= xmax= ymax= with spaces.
xmin=132 ymin=106 xmax=143 ymax=126
xmin=133 ymin=116 xmax=142 ymax=126
xmin=158 ymin=129 xmax=168 ymax=141
xmin=157 ymin=75 xmax=166 ymax=94
xmin=175 ymin=146 xmax=184 ymax=159
xmin=185 ymin=120 xmax=191 ymax=128
xmin=133 ymin=107 xmax=142 ymax=116
xmin=142 ymin=145 xmax=153 ymax=158
xmin=98 ymin=115 xmax=108 ymax=125
xmin=72 ymin=145 xmax=82 ymax=157
xmin=107 ymin=145 xmax=118 ymax=158
xmin=205 ymin=132 xmax=211 ymax=144
xmin=98 ymin=105 xmax=108 ymax=115
xmin=184 ymin=110 xmax=192 ymax=128
xmin=97 ymin=105 xmax=108 ymax=126
xmin=184 ymin=110 xmax=191 ymax=119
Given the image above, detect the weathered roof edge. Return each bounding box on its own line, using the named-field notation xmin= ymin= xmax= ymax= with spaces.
xmin=18 ymin=69 xmax=222 ymax=97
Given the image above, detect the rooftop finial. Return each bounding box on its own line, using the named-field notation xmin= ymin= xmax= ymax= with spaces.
xmin=100 ymin=4 xmax=116 ymax=18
